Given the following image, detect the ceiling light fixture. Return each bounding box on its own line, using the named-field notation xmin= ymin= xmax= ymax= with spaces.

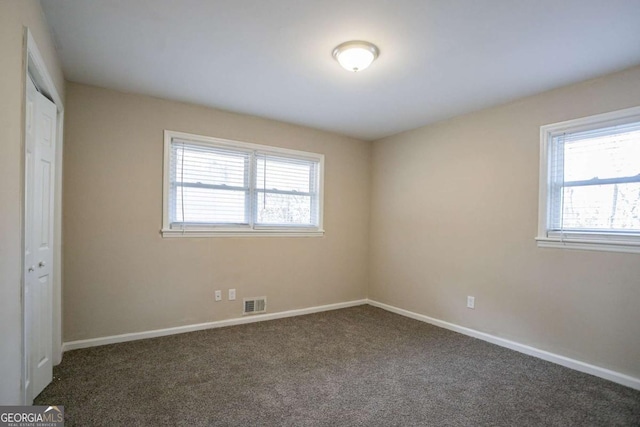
xmin=332 ymin=41 xmax=379 ymax=72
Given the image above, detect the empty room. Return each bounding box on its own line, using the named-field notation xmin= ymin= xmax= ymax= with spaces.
xmin=2 ymin=0 xmax=640 ymax=425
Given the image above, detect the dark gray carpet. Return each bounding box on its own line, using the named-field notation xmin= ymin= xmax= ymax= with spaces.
xmin=35 ymin=305 xmax=640 ymax=426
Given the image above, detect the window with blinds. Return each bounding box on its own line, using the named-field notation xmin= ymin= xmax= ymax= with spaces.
xmin=163 ymin=131 xmax=324 ymax=237
xmin=255 ymin=154 xmax=319 ymax=226
xmin=537 ymin=106 xmax=640 ymax=253
xmin=171 ymin=143 xmax=250 ymax=225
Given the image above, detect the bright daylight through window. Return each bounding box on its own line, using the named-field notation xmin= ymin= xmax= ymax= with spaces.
xmin=537 ymin=106 xmax=640 ymax=253
xmin=162 ymin=131 xmax=324 ymax=237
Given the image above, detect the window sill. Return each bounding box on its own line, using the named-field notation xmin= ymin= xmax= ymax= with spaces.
xmin=161 ymin=228 xmax=325 ymax=238
xmin=536 ymin=236 xmax=640 ymax=254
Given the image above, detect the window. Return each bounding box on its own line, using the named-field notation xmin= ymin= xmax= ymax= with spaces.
xmin=162 ymin=130 xmax=324 ymax=237
xmin=537 ymin=106 xmax=640 ymax=253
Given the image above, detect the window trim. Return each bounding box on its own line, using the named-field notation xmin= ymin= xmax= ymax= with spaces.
xmin=536 ymin=105 xmax=640 ymax=254
xmin=162 ymin=130 xmax=325 ymax=238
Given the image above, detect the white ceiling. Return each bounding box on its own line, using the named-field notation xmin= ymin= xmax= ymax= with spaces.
xmin=41 ymin=0 xmax=640 ymax=141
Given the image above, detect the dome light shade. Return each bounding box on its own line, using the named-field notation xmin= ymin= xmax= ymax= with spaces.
xmin=332 ymin=41 xmax=379 ymax=72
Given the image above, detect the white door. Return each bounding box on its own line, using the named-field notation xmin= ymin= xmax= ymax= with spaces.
xmin=24 ymin=77 xmax=37 ymax=402
xmin=24 ymin=77 xmax=57 ymax=400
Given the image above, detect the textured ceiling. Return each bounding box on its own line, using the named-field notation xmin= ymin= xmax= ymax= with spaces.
xmin=42 ymin=0 xmax=640 ymax=140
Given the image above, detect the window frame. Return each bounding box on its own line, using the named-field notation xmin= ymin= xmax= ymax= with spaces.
xmin=536 ymin=105 xmax=640 ymax=254
xmin=162 ymin=130 xmax=325 ymax=238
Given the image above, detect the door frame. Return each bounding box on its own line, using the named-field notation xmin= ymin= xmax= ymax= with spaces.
xmin=21 ymin=28 xmax=64 ymax=404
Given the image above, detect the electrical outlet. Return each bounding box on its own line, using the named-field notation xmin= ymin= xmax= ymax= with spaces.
xmin=467 ymin=296 xmax=475 ymax=309
xmin=215 ymin=290 xmax=222 ymax=302
xmin=228 ymin=288 xmax=236 ymax=301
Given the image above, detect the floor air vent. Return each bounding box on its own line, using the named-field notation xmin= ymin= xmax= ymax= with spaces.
xmin=243 ymin=297 xmax=267 ymax=315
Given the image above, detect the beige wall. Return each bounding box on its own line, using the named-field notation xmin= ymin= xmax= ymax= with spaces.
xmin=63 ymin=83 xmax=371 ymax=342
xmin=370 ymin=65 xmax=640 ymax=379
xmin=0 ymin=0 xmax=65 ymax=404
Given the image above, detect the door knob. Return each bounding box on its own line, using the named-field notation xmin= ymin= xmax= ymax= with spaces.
xmin=28 ymin=266 xmax=35 ymax=272
xmin=38 ymin=261 xmax=46 ymax=268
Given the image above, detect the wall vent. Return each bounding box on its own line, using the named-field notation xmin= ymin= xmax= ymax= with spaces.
xmin=243 ymin=297 xmax=267 ymax=315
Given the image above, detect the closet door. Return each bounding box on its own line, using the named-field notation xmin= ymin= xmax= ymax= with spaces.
xmin=25 ymin=77 xmax=57 ymax=399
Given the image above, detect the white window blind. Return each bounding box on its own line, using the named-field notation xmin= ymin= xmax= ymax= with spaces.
xmin=171 ymin=141 xmax=250 ymax=225
xmin=537 ymin=106 xmax=640 ymax=253
xmin=549 ymin=122 xmax=640 ymax=233
xmin=255 ymin=154 xmax=319 ymax=226
xmin=163 ymin=131 xmax=324 ymax=237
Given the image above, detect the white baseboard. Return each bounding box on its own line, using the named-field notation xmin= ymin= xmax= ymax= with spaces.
xmin=367 ymin=299 xmax=640 ymax=391
xmin=62 ymin=299 xmax=367 ymax=352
